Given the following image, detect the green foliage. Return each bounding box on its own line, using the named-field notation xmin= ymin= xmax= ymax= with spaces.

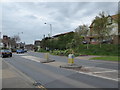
xmin=92 ymin=12 xmax=113 ymax=48
xmin=38 ymin=48 xmax=48 ymax=53
xmin=51 ymin=49 xmax=74 ymax=56
xmin=40 ymin=32 xmax=74 ymax=50
xmin=74 ymin=44 xmax=119 ymax=56
xmin=51 ymin=44 xmax=119 ymax=57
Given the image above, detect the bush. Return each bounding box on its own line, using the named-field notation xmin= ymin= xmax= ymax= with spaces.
xmin=43 ymin=44 xmax=119 ymax=57
xmin=76 ymin=44 xmax=119 ymax=56
xmin=38 ymin=48 xmax=48 ymax=53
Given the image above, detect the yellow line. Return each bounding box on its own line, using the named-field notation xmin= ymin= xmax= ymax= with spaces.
xmin=37 ymin=85 xmax=47 ymax=90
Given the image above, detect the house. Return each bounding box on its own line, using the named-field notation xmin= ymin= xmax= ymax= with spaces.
xmin=52 ymin=31 xmax=74 ymax=40
xmin=88 ymin=14 xmax=119 ymax=44
xmin=25 ymin=44 xmax=34 ymax=50
xmin=34 ymin=40 xmax=41 ymax=51
xmin=17 ymin=42 xmax=25 ymax=49
xmin=2 ymin=35 xmax=11 ymax=48
xmin=34 ymin=40 xmax=41 ymax=46
xmin=0 ymin=38 xmax=3 ymax=48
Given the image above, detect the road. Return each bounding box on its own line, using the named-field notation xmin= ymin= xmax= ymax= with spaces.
xmin=2 ymin=51 xmax=118 ymax=88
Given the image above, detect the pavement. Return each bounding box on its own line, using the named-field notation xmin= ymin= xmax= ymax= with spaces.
xmin=1 ymin=58 xmax=35 ymax=88
xmin=0 ymin=58 xmax=2 ymax=90
xmin=1 ymin=52 xmax=119 ymax=88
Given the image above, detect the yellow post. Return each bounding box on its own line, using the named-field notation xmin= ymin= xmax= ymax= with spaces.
xmin=68 ymin=54 xmax=74 ymax=64
xmin=45 ymin=53 xmax=49 ymax=61
xmin=71 ymin=54 xmax=74 ymax=64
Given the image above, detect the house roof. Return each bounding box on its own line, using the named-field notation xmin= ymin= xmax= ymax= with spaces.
xmin=111 ymin=14 xmax=118 ymax=20
xmin=53 ymin=31 xmax=74 ymax=38
xmin=89 ymin=14 xmax=119 ymax=28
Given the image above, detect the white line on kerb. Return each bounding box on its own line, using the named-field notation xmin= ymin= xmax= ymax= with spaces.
xmin=77 ymin=71 xmax=118 ymax=82
xmin=92 ymin=70 xmax=117 ymax=74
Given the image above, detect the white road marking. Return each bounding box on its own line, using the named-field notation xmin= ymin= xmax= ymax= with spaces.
xmin=76 ymin=71 xmax=118 ymax=82
xmin=21 ymin=56 xmax=43 ymax=62
xmin=92 ymin=70 xmax=118 ymax=74
xmin=85 ymin=66 xmax=118 ymax=72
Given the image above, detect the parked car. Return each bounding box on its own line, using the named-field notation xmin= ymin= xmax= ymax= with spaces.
xmin=11 ymin=48 xmax=17 ymax=52
xmin=24 ymin=49 xmax=28 ymax=52
xmin=16 ymin=49 xmax=24 ymax=54
xmin=0 ymin=49 xmax=12 ymax=58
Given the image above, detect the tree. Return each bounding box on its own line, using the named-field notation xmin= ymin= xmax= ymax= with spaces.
xmin=92 ymin=12 xmax=113 ymax=48
xmin=74 ymin=24 xmax=89 ymax=49
xmin=12 ymin=35 xmax=21 ymax=43
xmin=9 ymin=35 xmax=21 ymax=48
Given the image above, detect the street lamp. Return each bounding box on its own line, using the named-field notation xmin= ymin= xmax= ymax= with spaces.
xmin=44 ymin=23 xmax=52 ymax=37
xmin=41 ymin=23 xmax=55 ymax=63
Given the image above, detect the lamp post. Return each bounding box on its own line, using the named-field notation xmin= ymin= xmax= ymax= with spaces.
xmin=44 ymin=23 xmax=53 ymax=51
xmin=41 ymin=23 xmax=55 ymax=63
xmin=44 ymin=23 xmax=52 ymax=37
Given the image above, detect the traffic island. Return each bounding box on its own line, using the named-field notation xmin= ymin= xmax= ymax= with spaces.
xmin=41 ymin=59 xmax=55 ymax=63
xmin=60 ymin=54 xmax=82 ymax=69
xmin=60 ymin=63 xmax=82 ymax=69
xmin=40 ymin=53 xmax=55 ymax=63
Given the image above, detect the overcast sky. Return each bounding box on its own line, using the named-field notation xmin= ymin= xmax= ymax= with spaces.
xmin=1 ymin=2 xmax=118 ymax=44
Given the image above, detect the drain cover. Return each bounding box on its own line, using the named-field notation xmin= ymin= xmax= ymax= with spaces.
xmin=33 ymin=81 xmax=42 ymax=86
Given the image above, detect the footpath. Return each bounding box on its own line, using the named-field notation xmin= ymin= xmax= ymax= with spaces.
xmin=1 ymin=58 xmax=35 ymax=88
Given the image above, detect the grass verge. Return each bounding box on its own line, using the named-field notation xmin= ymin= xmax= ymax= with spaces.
xmin=89 ymin=56 xmax=119 ymax=61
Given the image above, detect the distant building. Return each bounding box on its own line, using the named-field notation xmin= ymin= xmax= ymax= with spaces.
xmin=34 ymin=40 xmax=41 ymax=46
xmin=0 ymin=38 xmax=3 ymax=48
xmin=17 ymin=42 xmax=25 ymax=49
xmin=34 ymin=40 xmax=41 ymax=51
xmin=25 ymin=44 xmax=34 ymax=50
xmin=2 ymin=35 xmax=11 ymax=48
xmin=52 ymin=31 xmax=74 ymax=40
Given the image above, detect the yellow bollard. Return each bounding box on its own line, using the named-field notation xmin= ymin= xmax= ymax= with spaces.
xmin=45 ymin=53 xmax=49 ymax=61
xmin=68 ymin=54 xmax=74 ymax=64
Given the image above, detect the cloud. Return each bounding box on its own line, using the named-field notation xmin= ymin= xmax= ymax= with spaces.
xmin=2 ymin=2 xmax=118 ymax=44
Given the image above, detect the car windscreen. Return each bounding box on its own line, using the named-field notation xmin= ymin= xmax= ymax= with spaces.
xmin=3 ymin=50 xmax=11 ymax=52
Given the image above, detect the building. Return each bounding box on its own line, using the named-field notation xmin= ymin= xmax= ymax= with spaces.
xmin=52 ymin=31 xmax=74 ymax=40
xmin=2 ymin=35 xmax=10 ymax=48
xmin=25 ymin=44 xmax=34 ymax=50
xmin=34 ymin=40 xmax=41 ymax=46
xmin=17 ymin=42 xmax=25 ymax=49
xmin=88 ymin=14 xmax=119 ymax=44
xmin=34 ymin=40 xmax=41 ymax=51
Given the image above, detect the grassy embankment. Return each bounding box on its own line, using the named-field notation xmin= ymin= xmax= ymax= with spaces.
xmin=38 ymin=44 xmax=119 ymax=61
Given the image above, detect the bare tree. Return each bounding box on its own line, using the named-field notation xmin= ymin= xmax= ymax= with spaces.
xmin=74 ymin=24 xmax=89 ymax=49
xmin=12 ymin=35 xmax=21 ymax=43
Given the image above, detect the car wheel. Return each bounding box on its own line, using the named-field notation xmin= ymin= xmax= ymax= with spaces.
xmin=1 ymin=55 xmax=4 ymax=58
xmin=10 ymin=54 xmax=12 ymax=57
